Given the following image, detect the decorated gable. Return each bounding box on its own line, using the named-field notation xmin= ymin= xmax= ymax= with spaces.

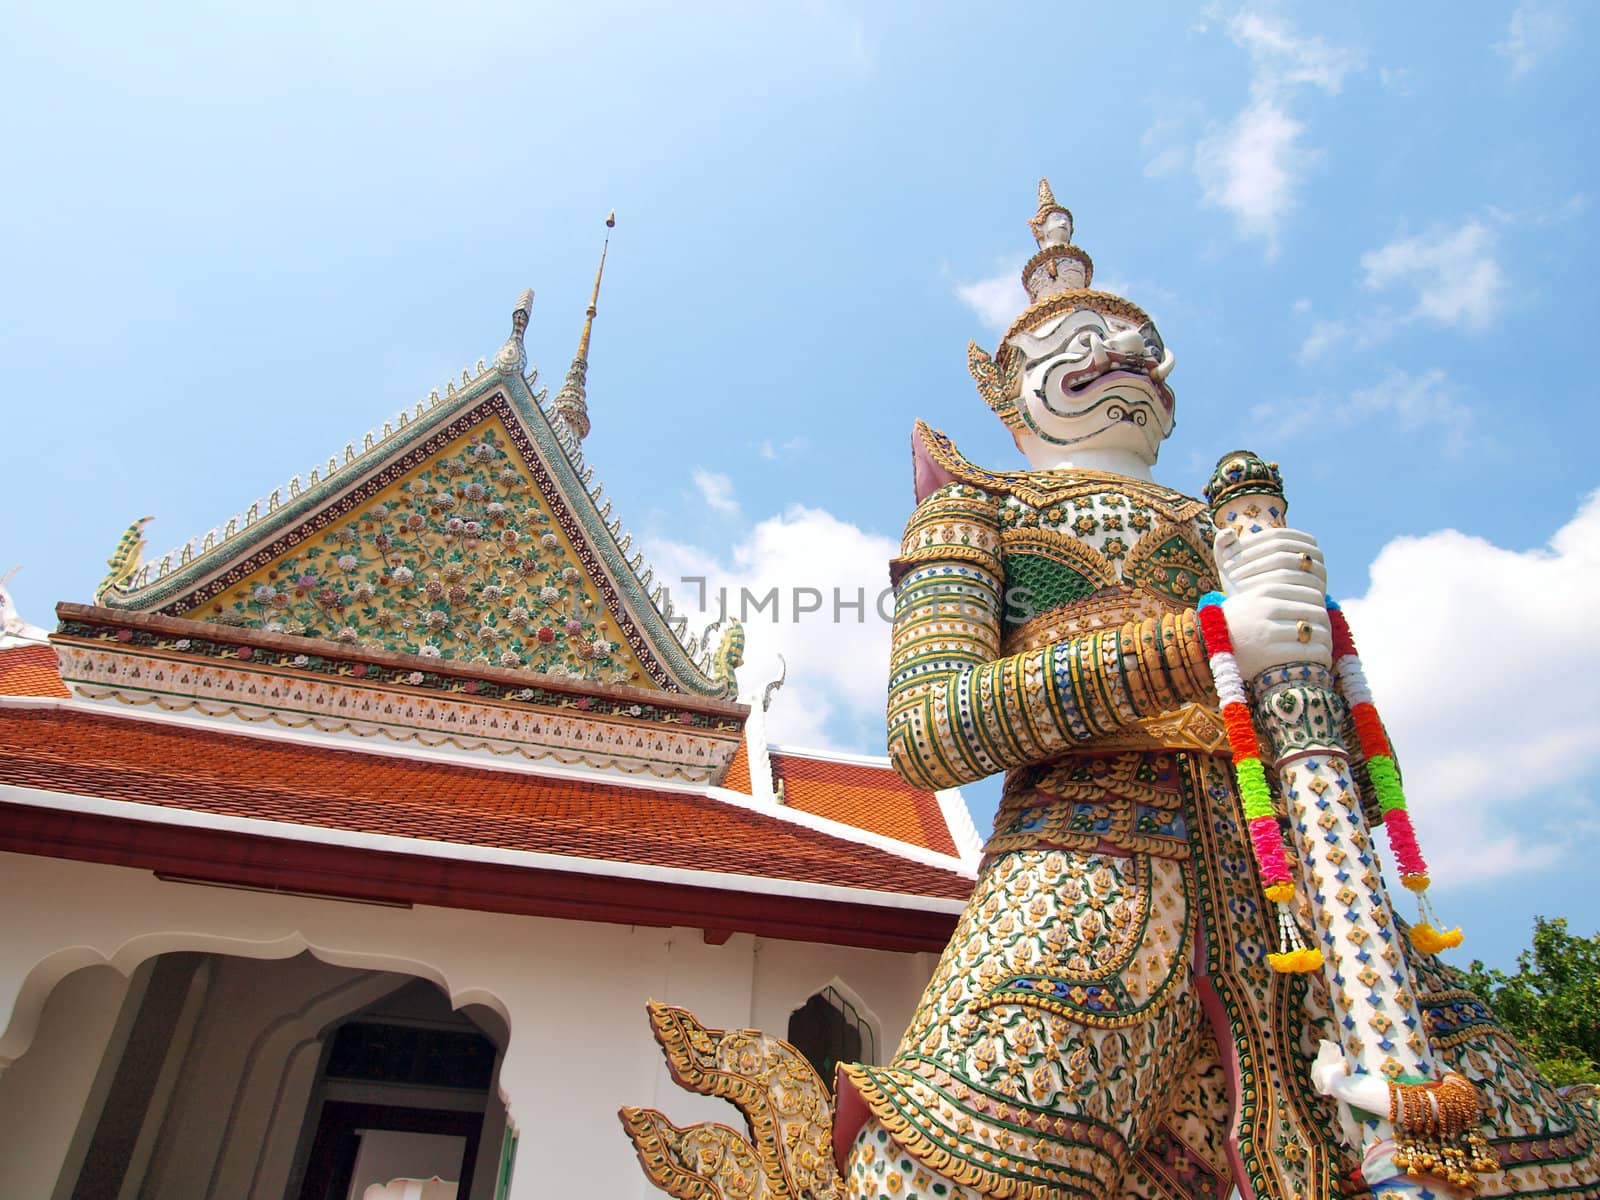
xmin=177 ymin=414 xmax=650 ymax=688
xmin=58 ymin=291 xmax=748 ymax=783
xmin=94 ymin=292 xmax=736 ymax=700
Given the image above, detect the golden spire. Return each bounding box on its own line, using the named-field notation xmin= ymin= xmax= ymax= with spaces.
xmin=551 ymin=211 xmax=615 ymax=444
xmin=576 ymin=210 xmax=614 ymax=363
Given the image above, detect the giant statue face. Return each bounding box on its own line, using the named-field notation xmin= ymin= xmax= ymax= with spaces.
xmin=1006 ymin=306 xmax=1176 ymax=465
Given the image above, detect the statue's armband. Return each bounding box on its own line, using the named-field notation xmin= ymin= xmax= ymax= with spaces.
xmin=886 ymin=485 xmax=1213 ymax=790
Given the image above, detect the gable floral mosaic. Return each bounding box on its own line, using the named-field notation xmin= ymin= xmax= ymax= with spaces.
xmin=184 ymin=417 xmax=647 ymax=686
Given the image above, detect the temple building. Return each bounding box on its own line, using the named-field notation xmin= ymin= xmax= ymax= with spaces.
xmin=0 ymin=237 xmax=980 ymax=1200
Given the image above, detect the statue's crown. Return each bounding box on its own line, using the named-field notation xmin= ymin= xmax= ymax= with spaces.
xmin=1022 ymin=177 xmax=1095 ymax=301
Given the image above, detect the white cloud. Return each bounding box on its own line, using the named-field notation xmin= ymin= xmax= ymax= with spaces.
xmin=1488 ymin=191 xmax=1590 ymax=228
xmin=1193 ymin=10 xmax=1364 ymax=252
xmin=758 ymin=436 xmax=810 ymax=461
xmin=1341 ymin=490 xmax=1600 ymax=884
xmin=1296 ymin=317 xmax=1348 ymax=362
xmin=1196 ymin=99 xmax=1306 ymax=248
xmin=1229 ymin=11 xmax=1363 ymax=93
xmin=1144 ymin=144 xmax=1188 ymax=179
xmin=955 ymin=271 xmax=1027 ymax=331
xmin=1092 ymin=275 xmax=1179 ymax=313
xmin=1378 ymin=66 xmax=1412 ymax=95
xmin=1248 ymin=368 xmax=1472 ymax=452
xmin=1496 ymin=0 xmax=1571 ymax=78
xmin=1300 ymin=221 xmax=1506 ymax=363
xmin=690 ymin=467 xmax=739 ymax=516
xmin=1141 ymin=111 xmax=1192 ymax=178
xmin=1360 ymin=222 xmax=1504 ymax=330
xmin=647 ymin=505 xmax=900 ymax=752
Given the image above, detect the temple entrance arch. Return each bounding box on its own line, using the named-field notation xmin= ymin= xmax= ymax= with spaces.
xmin=0 ymin=948 xmax=512 ymax=1200
xmin=294 ymin=976 xmax=505 ymax=1200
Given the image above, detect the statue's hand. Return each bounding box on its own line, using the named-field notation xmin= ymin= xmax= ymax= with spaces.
xmin=1214 ymin=526 xmax=1331 ymax=679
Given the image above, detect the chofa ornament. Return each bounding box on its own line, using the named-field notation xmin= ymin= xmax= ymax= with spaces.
xmin=621 ymin=182 xmax=1600 ymax=1200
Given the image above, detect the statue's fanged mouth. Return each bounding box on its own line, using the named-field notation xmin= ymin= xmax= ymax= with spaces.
xmin=1054 ymin=366 xmax=1175 ymax=416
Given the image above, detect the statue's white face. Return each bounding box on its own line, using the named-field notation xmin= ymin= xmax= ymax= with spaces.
xmin=1008 ymin=308 xmax=1176 ymax=467
xmin=1036 ymin=209 xmax=1074 ymax=247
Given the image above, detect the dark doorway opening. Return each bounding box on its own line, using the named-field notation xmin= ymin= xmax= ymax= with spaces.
xmin=297 ymin=1101 xmax=482 ymax=1200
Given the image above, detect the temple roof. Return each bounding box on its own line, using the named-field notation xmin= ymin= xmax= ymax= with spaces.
xmin=4 ymin=644 xmax=978 ymax=874
xmin=94 ymin=294 xmax=734 ymax=699
xmin=3 ymin=278 xmax=980 ymax=929
xmin=0 ymin=645 xmax=69 ymax=699
xmin=0 ymin=703 xmax=973 ymax=916
xmin=771 ymin=750 xmax=961 ymax=858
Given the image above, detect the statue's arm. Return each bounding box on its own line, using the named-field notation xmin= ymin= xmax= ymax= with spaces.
xmin=886 ymin=483 xmax=1214 ymax=791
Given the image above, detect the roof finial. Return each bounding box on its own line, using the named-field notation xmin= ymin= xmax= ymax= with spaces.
xmin=552 ymin=211 xmax=615 ymax=443
xmin=495 ymin=288 xmax=535 ymax=372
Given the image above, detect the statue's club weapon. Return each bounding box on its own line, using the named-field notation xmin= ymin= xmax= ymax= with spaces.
xmin=1202 ymin=451 xmax=1493 ymax=1198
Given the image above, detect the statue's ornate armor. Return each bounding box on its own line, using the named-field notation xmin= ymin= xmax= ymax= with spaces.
xmin=838 ymin=431 xmax=1236 ymax=1198
xmin=833 ymin=427 xmax=1600 ymax=1198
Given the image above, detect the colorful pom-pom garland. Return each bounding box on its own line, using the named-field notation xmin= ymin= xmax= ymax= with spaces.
xmin=1326 ymin=599 xmax=1462 ymax=955
xmin=1196 ymin=593 xmax=1323 ymax=974
xmin=1197 ymin=593 xmax=1464 ymax=968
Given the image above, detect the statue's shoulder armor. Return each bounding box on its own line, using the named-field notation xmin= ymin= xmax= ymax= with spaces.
xmin=894 ymin=481 xmax=1002 ymax=584
xmin=904 ymin=423 xmax=1218 ymax=616
xmin=911 ymin=418 xmax=1208 ymax=522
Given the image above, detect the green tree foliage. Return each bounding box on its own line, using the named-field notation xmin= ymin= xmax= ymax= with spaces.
xmin=1461 ymin=918 xmax=1600 ymax=1088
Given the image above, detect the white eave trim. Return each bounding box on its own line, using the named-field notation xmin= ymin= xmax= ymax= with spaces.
xmin=766 ymin=741 xmax=898 ymax=768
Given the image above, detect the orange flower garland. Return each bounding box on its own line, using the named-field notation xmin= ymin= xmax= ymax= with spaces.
xmin=1197 ymin=592 xmax=1322 ymax=974
xmin=1326 ymin=599 xmax=1462 ymax=955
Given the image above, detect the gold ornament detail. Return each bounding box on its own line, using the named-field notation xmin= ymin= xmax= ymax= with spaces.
xmin=619 ymin=1001 xmax=840 ymax=1200
xmin=1027 ymin=177 xmax=1073 ymax=242
xmin=968 ymin=340 xmax=1025 ymax=429
xmin=96 ymin=516 xmax=154 ymax=601
xmin=1388 ymin=1072 xmax=1499 ymax=1189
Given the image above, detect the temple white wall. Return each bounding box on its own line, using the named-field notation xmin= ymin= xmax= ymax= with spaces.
xmin=0 ymin=850 xmax=941 ymax=1200
xmin=0 ymin=962 xmax=134 ymax=1200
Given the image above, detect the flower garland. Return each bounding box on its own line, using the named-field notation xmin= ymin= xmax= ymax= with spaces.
xmin=1326 ymin=598 xmax=1462 ymax=956
xmin=1196 ymin=592 xmax=1323 ymax=974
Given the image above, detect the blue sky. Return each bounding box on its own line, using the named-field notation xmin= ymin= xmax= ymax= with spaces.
xmin=2 ymin=2 xmax=1595 ymax=970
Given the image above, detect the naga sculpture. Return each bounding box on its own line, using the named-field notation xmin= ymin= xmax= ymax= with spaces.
xmin=622 ymin=181 xmax=1600 ymax=1200
xmin=94 ymin=515 xmax=153 ymax=602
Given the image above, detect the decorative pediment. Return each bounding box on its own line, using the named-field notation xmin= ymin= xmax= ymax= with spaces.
xmin=96 ymin=307 xmax=735 ymax=698
xmin=174 ymin=410 xmax=656 ymax=687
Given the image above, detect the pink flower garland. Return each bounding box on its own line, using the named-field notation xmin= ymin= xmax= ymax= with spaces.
xmin=1197 ymin=593 xmax=1321 ymax=973
xmin=1326 ymin=598 xmax=1461 ymax=953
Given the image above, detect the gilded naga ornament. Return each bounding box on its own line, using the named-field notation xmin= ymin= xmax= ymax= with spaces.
xmin=95 ymin=516 xmax=153 ymax=601
xmin=622 ymin=182 xmax=1600 ymax=1200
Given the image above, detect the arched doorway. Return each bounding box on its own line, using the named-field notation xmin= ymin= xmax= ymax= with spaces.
xmin=294 ymin=978 xmax=502 ymax=1200
xmin=0 ymin=951 xmax=511 ymax=1200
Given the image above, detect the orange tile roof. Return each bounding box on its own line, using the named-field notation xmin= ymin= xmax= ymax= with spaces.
xmin=0 ymin=706 xmax=971 ymax=901
xmin=720 ymin=740 xmax=752 ymax=793
xmin=0 ymin=645 xmax=69 ymax=698
xmin=773 ymin=752 xmax=958 ymax=857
